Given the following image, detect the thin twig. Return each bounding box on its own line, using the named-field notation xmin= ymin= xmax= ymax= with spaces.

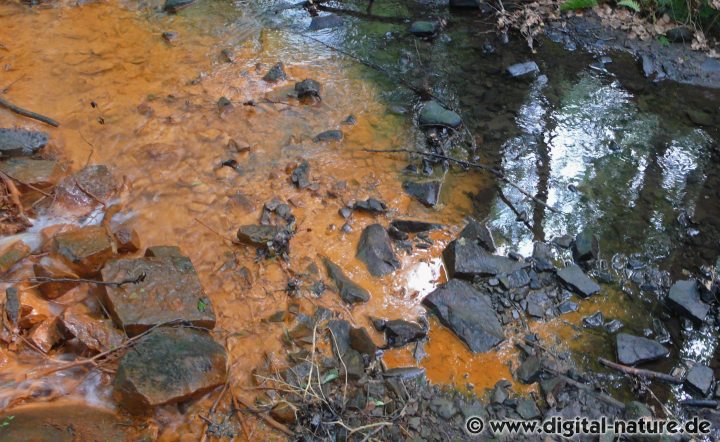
xmin=599 ymin=357 xmax=682 ymax=384
xmin=0 ymin=273 xmax=146 ymax=287
xmin=0 ymin=96 xmax=59 ymax=127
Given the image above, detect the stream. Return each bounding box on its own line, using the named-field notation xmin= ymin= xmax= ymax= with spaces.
xmin=0 ymin=0 xmax=719 ymax=439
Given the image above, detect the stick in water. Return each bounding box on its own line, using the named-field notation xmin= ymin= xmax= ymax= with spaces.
xmin=0 ymin=96 xmax=59 ymax=127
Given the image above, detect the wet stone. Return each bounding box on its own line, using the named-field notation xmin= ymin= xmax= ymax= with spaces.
xmin=322 ymin=257 xmax=370 ymax=304
xmin=61 ymin=304 xmax=124 ymax=353
xmin=270 ymin=402 xmax=297 ymax=424
xmin=328 ymin=319 xmax=351 ymax=356
xmin=423 ymin=279 xmax=504 ymax=353
xmin=583 ymin=312 xmax=604 ymax=329
xmin=309 ymin=14 xmax=344 ymax=31
xmin=294 ymin=79 xmax=321 ymax=101
xmin=460 ymin=219 xmax=496 ymax=252
xmin=54 ymin=165 xmax=118 ymax=210
xmin=0 ymin=158 xmax=62 ymax=188
xmin=382 ymin=319 xmax=427 ymax=348
xmin=516 ymin=398 xmax=541 ymax=420
xmin=343 ymin=349 xmax=365 ymax=381
xmin=572 ymin=229 xmax=599 ymax=263
xmin=443 ymin=239 xmax=525 ymax=279
xmin=552 ymin=234 xmax=574 ymax=249
xmin=668 ymin=279 xmax=709 ymax=324
xmin=383 ymin=366 xmax=425 ymax=380
xmin=685 ymin=364 xmax=714 ymax=396
xmin=339 ymin=207 xmax=352 ymax=219
xmin=0 ymin=240 xmax=31 ymax=274
xmin=29 ymin=317 xmax=62 ymax=353
xmin=291 ymin=161 xmax=310 ymax=189
xmin=418 ymin=101 xmax=462 ymax=128
xmin=262 ymin=62 xmax=286 ymax=82
xmin=34 ymin=256 xmax=80 ymax=299
xmin=5 ymin=287 xmax=19 ymax=325
xmin=114 ymin=327 xmax=227 ymax=414
xmin=52 ymin=226 xmax=114 ymax=276
xmin=356 ymin=224 xmax=400 ymax=277
xmin=507 ymin=61 xmax=540 ymax=78
xmin=353 ymin=198 xmax=387 ymax=214
xmin=144 ymin=245 xmax=183 ymax=257
xmin=163 ymin=0 xmax=195 ymax=13
xmin=114 ymin=224 xmax=141 ymax=253
xmin=236 ymin=225 xmax=282 ymax=248
xmin=616 ymin=333 xmax=669 ymax=365
xmin=410 ymin=21 xmax=438 ymax=37
xmin=0 ymin=128 xmax=48 ymax=157
xmin=101 ymin=256 xmax=216 ymax=336
xmin=390 ymin=219 xmax=442 ymax=233
xmin=516 ymin=355 xmax=542 ymax=384
xmin=604 ymin=319 xmax=624 ymax=333
xmin=500 ymin=269 xmax=530 ymax=289
xmin=556 ymin=301 xmax=578 ymax=315
xmin=666 ymin=26 xmax=693 ymax=43
xmin=313 ymin=130 xmax=343 ymax=143
xmin=430 ymin=398 xmax=457 ymax=419
xmin=350 ymin=326 xmax=377 ymax=359
xmin=557 ymin=264 xmax=601 ymax=298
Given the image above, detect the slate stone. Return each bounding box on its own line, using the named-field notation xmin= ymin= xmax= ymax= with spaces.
xmin=350 ymin=326 xmax=377 ymax=359
xmin=402 ymin=179 xmax=442 ymax=207
xmin=686 ymin=364 xmax=714 ymax=396
xmin=295 ymin=79 xmax=321 ymax=101
xmin=430 ymin=398 xmax=457 ymax=419
xmin=459 ymin=218 xmax=496 ymax=252
xmin=353 ymin=198 xmax=387 ymax=214
xmin=356 ymin=224 xmax=400 ymax=277
xmin=0 ymin=128 xmax=48 ymax=157
xmin=322 ymin=257 xmax=370 ymax=304
xmin=410 ymin=21 xmax=438 ymax=37
xmin=583 ymin=312 xmax=604 ymax=328
xmin=516 ymin=355 xmax=542 ymax=384
xmin=557 ymin=264 xmax=601 ymax=298
xmin=236 ymin=225 xmax=282 ymax=248
xmin=309 ymin=14 xmax=344 ymax=31
xmin=418 ymin=101 xmax=462 ymax=128
xmin=114 ymin=327 xmax=226 ymax=414
xmin=516 ymin=398 xmax=541 ymax=420
xmin=144 ymin=245 xmax=183 ymax=258
xmin=313 ymin=130 xmax=343 ymax=143
xmin=390 ymin=219 xmax=443 ymax=233
xmin=557 ymin=300 xmax=579 ymax=315
xmin=382 ymin=319 xmax=427 ymax=348
xmin=101 ymin=256 xmax=216 ymax=336
xmin=572 ymin=230 xmax=599 ymax=263
xmin=328 ymin=319 xmax=351 ymax=356
xmin=291 ymin=161 xmax=310 ymax=189
xmin=422 ymin=279 xmax=504 ymax=353
xmin=507 ymin=61 xmax=539 ymax=78
xmin=262 ymin=62 xmax=286 ymax=82
xmin=668 ymin=279 xmax=710 ymax=324
xmin=0 ymin=158 xmax=62 ymax=188
xmin=616 ymin=333 xmax=669 ymax=365
xmin=443 ymin=238 xmax=525 ymax=279
xmin=52 ymin=226 xmax=114 ymax=277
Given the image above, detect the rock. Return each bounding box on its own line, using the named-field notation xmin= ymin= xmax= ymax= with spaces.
xmin=0 ymin=158 xmax=62 ymax=188
xmin=687 ymin=110 xmax=714 ymax=127
xmin=516 ymin=398 xmax=541 ymax=420
xmin=552 ymin=234 xmax=573 ymax=249
xmin=459 ymin=219 xmax=496 ymax=252
xmin=625 ymin=401 xmax=653 ymax=420
xmin=616 ymin=333 xmax=669 ymax=365
xmin=114 ymin=224 xmax=141 ymax=253
xmin=33 ymin=256 xmax=80 ymax=299
xmin=418 ymin=101 xmax=462 ymax=128
xmin=500 ymin=269 xmax=530 ymax=289
xmin=383 ymin=366 xmax=425 ymax=380
xmin=5 ymin=287 xmax=19 ymax=326
xmin=449 ymin=0 xmax=479 ymax=7
xmin=101 ymin=256 xmax=216 ymax=336
xmin=350 ymin=326 xmax=377 ymax=359
xmin=236 ymin=225 xmax=282 ymax=248
xmin=52 ymin=226 xmax=114 ymax=276
xmin=328 ymin=319 xmax=351 ymax=356
xmin=322 ymin=257 xmax=370 ymax=304
xmin=291 ymin=161 xmax=310 ymax=189
xmin=686 ymin=364 xmax=714 ymax=396
xmin=353 ymin=198 xmax=387 ymax=214
xmin=582 ymin=312 xmax=604 ymax=328
xmin=641 ymin=54 xmax=655 ymax=78
xmin=572 ymin=230 xmax=599 ymax=263
xmin=557 ymin=300 xmax=579 ymax=315
xmin=507 ymin=61 xmax=539 ymax=78
xmin=357 ymin=224 xmax=400 ymax=277
xmin=342 ymin=349 xmax=365 ymax=380
xmin=604 ymin=319 xmax=624 ymax=333
xmin=114 ymin=327 xmax=226 ymax=414
xmin=430 ymin=398 xmax=457 ymax=419
xmin=516 ymin=355 xmax=542 ymax=384
xmin=410 ymin=21 xmax=438 ymax=37
xmin=422 ymin=279 xmax=504 ymax=353
xmin=382 ymin=319 xmax=427 ymax=348
xmin=144 ymin=245 xmax=183 ymax=257
xmin=668 ymin=279 xmax=709 ymax=324
xmin=294 ymin=79 xmax=321 ymax=102
xmin=390 ymin=220 xmax=442 ymax=233
xmin=557 ymin=264 xmax=601 ymax=298
xmin=0 ymin=240 xmax=31 ymax=274
xmin=443 ymin=239 xmax=525 ymax=279
xmin=270 ymin=402 xmax=297 ymax=424
xmin=308 ymin=14 xmax=344 ymax=31
xmin=163 ymin=0 xmax=195 ymax=13
xmin=0 ymin=128 xmax=48 ymax=157
xmin=492 ymin=381 xmax=510 ymax=404
xmin=666 ymin=26 xmax=693 ymax=43
xmin=262 ymin=62 xmax=286 ymax=82
xmin=402 ymin=179 xmax=442 ymax=207
xmin=161 ymin=31 xmax=178 ymax=43
xmin=29 ymin=317 xmax=62 ymax=353
xmin=313 ymin=130 xmax=343 ymax=143
xmin=61 ymin=304 xmax=124 ymax=353
xmin=53 ymin=165 xmax=118 ymax=211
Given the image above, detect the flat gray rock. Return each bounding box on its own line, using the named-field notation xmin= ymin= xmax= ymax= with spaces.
xmin=557 ymin=264 xmax=600 ymax=298
xmin=443 ymin=238 xmax=525 ymax=279
xmin=0 ymin=128 xmax=48 ymax=157
xmin=616 ymin=333 xmax=669 ymax=365
xmin=667 ymin=279 xmax=709 ymax=323
xmin=356 ymin=224 xmax=400 ymax=277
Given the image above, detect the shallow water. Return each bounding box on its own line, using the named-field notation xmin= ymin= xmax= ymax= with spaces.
xmin=1 ymin=0 xmax=720 ymax=437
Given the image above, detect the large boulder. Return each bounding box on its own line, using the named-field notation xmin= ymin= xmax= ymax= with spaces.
xmin=667 ymin=279 xmax=709 ymax=324
xmin=322 ymin=257 xmax=370 ymax=304
xmin=557 ymin=264 xmax=600 ymax=298
xmin=422 ymin=279 xmax=504 ymax=353
xmin=114 ymin=327 xmax=227 ymax=414
xmin=52 ymin=226 xmax=114 ymax=276
xmin=100 ymin=255 xmax=216 ymax=336
xmin=616 ymin=333 xmax=669 ymax=365
xmin=443 ymin=238 xmax=525 ymax=279
xmin=356 ymin=224 xmax=400 ymax=277
xmin=0 ymin=128 xmax=48 ymax=157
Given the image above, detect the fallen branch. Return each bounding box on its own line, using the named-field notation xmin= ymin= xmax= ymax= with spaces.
xmin=230 ymin=387 xmax=294 ymax=436
xmin=598 ymin=358 xmax=682 ymax=384
xmin=679 ymin=399 xmax=718 ymax=408
xmin=0 ymin=273 xmax=146 ymax=287
xmin=0 ymin=96 xmax=59 ymax=127
xmin=363 ymin=148 xmax=559 ymax=213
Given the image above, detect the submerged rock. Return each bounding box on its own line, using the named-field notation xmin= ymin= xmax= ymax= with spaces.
xmin=443 ymin=238 xmax=525 ymax=279
xmin=313 ymin=130 xmax=343 ymax=143
xmin=353 ymin=198 xmax=387 ymax=214
xmin=572 ymin=229 xmax=599 ymax=263
xmin=29 ymin=317 xmax=62 ymax=353
xmin=52 ymin=226 xmax=114 ymax=276
xmin=163 ymin=0 xmax=195 ymax=13
xmin=0 ymin=158 xmax=62 ymax=188
xmin=422 ymin=279 xmax=504 ymax=353
xmin=0 ymin=128 xmax=48 ymax=157
xmin=291 ymin=161 xmax=310 ymax=189
xmin=309 ymin=14 xmax=344 ymax=31
xmin=686 ymin=364 xmax=713 ymax=396
xmin=410 ymin=21 xmax=438 ymax=37
xmin=357 ymin=224 xmax=400 ymax=277
xmin=322 ymin=257 xmax=370 ymax=304
xmin=101 ymin=256 xmax=216 ymax=336
xmin=507 ymin=61 xmax=540 ymax=78
xmin=418 ymin=101 xmax=462 ymax=128
xmin=667 ymin=279 xmax=709 ymax=323
xmin=459 ymin=218 xmax=496 ymax=252
xmin=402 ymin=179 xmax=442 ymax=207
xmin=295 ymin=79 xmax=321 ymax=102
xmin=53 ymin=165 xmax=118 ymax=211
xmin=390 ymin=219 xmax=442 ymax=233
xmin=61 ymin=304 xmax=124 ymax=353
xmin=616 ymin=333 xmax=669 ymax=365
xmin=236 ymin=225 xmax=282 ymax=248
xmin=262 ymin=62 xmax=286 ymax=82
xmin=557 ymin=264 xmax=600 ymax=298
xmin=114 ymin=327 xmax=227 ymax=414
